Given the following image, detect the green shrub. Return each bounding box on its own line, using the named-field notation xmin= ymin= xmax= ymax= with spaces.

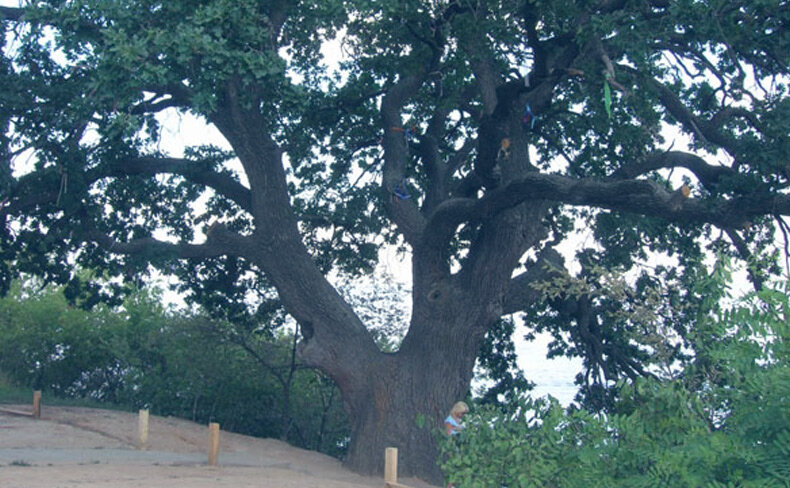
xmin=0 ymin=281 xmax=349 ymax=457
xmin=0 ymin=371 xmax=31 ymax=403
xmin=440 ymin=279 xmax=790 ymax=488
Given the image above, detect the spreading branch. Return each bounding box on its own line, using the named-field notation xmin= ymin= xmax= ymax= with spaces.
xmin=3 ymin=156 xmax=252 ymax=217
xmin=481 ymin=172 xmax=785 ymax=228
xmin=94 ymin=157 xmax=252 ymax=212
xmin=426 ymin=170 xmax=787 ymax=236
xmin=503 ymin=247 xmax=567 ymax=315
xmin=0 ymin=6 xmax=23 ymax=21
xmin=613 ymin=150 xmax=736 ymax=191
xmin=84 ymin=222 xmax=250 ymax=260
xmin=640 ymin=72 xmax=745 ymax=155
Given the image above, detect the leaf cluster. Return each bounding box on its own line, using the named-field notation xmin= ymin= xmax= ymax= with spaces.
xmin=441 ymin=272 xmax=790 ymax=487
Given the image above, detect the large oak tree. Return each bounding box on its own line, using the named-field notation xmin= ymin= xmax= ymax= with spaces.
xmin=1 ymin=0 xmax=788 ymax=481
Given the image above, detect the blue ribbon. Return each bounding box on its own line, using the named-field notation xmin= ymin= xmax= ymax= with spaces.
xmin=393 ymin=180 xmax=411 ymax=200
xmin=522 ymin=103 xmax=538 ymax=130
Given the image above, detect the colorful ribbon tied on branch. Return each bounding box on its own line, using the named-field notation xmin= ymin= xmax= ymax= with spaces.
xmin=522 ymin=103 xmax=538 ymax=130
xmin=497 ymin=138 xmax=511 ymax=161
xmin=392 ymin=125 xmax=418 ymax=143
xmin=393 ymin=180 xmax=411 ymax=201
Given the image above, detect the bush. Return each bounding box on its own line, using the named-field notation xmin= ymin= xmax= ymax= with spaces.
xmin=0 ymin=281 xmax=349 ymax=457
xmin=440 ymin=280 xmax=790 ymax=487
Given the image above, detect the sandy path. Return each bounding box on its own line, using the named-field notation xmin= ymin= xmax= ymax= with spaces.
xmin=0 ymin=405 xmax=436 ymax=488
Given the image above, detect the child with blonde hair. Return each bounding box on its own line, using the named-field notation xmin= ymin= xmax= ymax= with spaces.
xmin=444 ymin=401 xmax=469 ymax=436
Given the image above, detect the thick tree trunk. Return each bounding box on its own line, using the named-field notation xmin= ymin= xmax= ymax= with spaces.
xmin=336 ymin=304 xmax=486 ymax=484
xmin=333 ymin=206 xmax=547 ymax=483
xmin=341 ymin=351 xmax=472 ymax=484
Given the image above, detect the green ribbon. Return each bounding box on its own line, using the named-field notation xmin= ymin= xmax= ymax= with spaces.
xmin=603 ymin=77 xmax=613 ymax=119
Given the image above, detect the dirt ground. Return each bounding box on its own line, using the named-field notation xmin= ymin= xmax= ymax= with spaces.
xmin=0 ymin=404 xmax=437 ymax=488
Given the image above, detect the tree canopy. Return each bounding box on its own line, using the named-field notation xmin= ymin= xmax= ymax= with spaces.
xmin=1 ymin=0 xmax=788 ymax=481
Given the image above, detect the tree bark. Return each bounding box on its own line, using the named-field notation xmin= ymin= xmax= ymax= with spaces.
xmin=326 ymin=202 xmax=548 ymax=483
xmin=339 ymin=317 xmax=481 ymax=483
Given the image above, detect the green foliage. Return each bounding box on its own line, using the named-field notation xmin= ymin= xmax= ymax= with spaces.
xmin=0 ymin=279 xmax=349 ymax=457
xmin=442 ymin=273 xmax=790 ymax=487
xmin=3 ymin=0 xmax=785 ymax=304
xmin=0 ymin=0 xmax=786 ymax=374
xmin=0 ymin=370 xmax=31 ymax=404
xmin=1 ymin=0 xmax=789 ymax=479
xmin=0 ymin=279 xmax=120 ymax=392
xmin=527 ymin=257 xmax=702 ymax=409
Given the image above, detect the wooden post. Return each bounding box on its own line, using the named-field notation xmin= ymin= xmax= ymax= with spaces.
xmin=138 ymin=409 xmax=149 ymax=450
xmin=208 ymin=422 xmax=220 ymax=466
xmin=385 ymin=447 xmax=398 ymax=485
xmin=384 ymin=447 xmax=413 ymax=488
xmin=32 ymin=390 xmax=41 ymax=419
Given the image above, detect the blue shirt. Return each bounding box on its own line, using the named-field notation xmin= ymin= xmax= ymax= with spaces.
xmin=445 ymin=415 xmax=463 ymax=435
